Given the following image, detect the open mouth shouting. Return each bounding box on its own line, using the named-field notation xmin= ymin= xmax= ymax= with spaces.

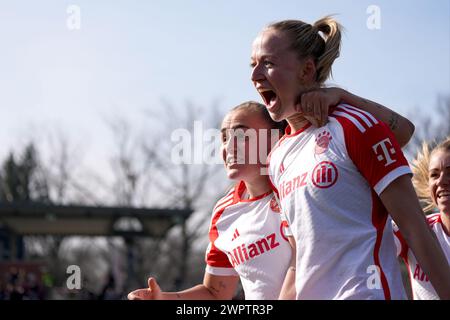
xmin=258 ymin=88 xmax=279 ymax=113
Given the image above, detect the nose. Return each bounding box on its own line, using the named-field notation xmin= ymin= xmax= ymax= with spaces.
xmin=222 ymin=136 xmax=237 ymax=160
xmin=221 ymin=143 xmax=227 ymax=164
xmin=251 ymin=63 xmax=264 ymax=83
xmin=436 ymin=172 xmax=449 ymax=187
xmin=227 ymin=136 xmax=239 ymax=156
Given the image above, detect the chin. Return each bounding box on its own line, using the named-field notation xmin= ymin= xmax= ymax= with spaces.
xmin=270 ymin=104 xmax=293 ymax=122
xmin=268 ymin=110 xmax=285 ymax=122
xmin=226 ymin=168 xmax=241 ymax=180
xmin=438 ymin=203 xmax=450 ymax=215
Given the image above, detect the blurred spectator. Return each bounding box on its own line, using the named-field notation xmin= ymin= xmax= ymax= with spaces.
xmin=0 ymin=263 xmax=46 ymax=300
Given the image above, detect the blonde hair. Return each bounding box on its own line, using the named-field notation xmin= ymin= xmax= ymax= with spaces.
xmin=268 ymin=15 xmax=342 ymax=84
xmin=412 ymin=136 xmax=450 ymax=212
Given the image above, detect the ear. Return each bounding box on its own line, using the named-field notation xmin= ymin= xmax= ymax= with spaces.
xmin=297 ymin=57 xmax=317 ymax=84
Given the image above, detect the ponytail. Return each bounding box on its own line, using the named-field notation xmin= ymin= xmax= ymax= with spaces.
xmin=268 ymin=16 xmax=343 ymax=84
xmin=313 ymin=16 xmax=342 ymax=83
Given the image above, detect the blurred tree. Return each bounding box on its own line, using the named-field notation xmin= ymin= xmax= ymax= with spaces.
xmin=0 ymin=137 xmax=101 ymax=298
xmin=404 ymin=95 xmax=450 ymax=158
xmin=0 ymin=144 xmax=50 ymax=203
xmin=105 ymin=117 xmax=156 ymax=208
xmin=140 ymin=100 xmax=227 ymax=291
xmin=0 ymin=100 xmax=228 ymax=298
xmin=104 ymin=100 xmax=227 ymax=293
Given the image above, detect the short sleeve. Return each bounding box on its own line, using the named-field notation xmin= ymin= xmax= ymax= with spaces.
xmin=280 ymin=214 xmax=293 ymax=237
xmin=205 ymin=202 xmax=238 ymax=276
xmin=332 ymin=104 xmax=412 ymax=195
xmin=205 ymin=242 xmax=238 ymax=276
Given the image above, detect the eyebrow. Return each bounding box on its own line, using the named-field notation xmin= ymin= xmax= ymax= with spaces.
xmin=231 ymin=125 xmax=250 ymax=130
xmin=250 ymin=54 xmax=277 ymax=61
xmin=429 ymin=165 xmax=450 ymax=171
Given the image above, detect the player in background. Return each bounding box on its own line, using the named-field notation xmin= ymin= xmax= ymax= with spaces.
xmin=127 ymin=101 xmax=292 ymax=300
xmin=127 ymin=87 xmax=414 ymax=300
xmin=393 ymin=137 xmax=450 ymax=299
xmin=251 ymin=16 xmax=450 ymax=299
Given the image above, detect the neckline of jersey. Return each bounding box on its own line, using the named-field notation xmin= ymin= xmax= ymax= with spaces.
xmin=430 ymin=213 xmax=450 ymax=238
xmin=284 ymin=122 xmax=312 ymax=138
xmin=234 ymin=180 xmax=273 ymax=203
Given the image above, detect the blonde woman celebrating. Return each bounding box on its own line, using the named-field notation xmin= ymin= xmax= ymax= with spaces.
xmin=393 ymin=137 xmax=450 ymax=299
xmin=250 ymin=16 xmax=450 ymax=299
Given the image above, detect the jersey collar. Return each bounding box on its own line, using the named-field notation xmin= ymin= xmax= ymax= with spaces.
xmin=284 ymin=122 xmax=312 ymax=138
xmin=234 ymin=180 xmax=272 ymax=203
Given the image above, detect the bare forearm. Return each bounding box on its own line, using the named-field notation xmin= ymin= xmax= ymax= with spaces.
xmin=161 ymin=285 xmax=221 ymax=300
xmin=338 ymin=89 xmax=415 ymax=147
xmin=278 ymin=266 xmax=296 ymax=300
xmin=132 ymin=274 xmax=238 ymax=300
xmin=279 ymin=236 xmax=296 ymax=300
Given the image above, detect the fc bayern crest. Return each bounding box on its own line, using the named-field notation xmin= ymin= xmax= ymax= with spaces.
xmin=315 ymin=131 xmax=332 ymax=154
xmin=270 ymin=196 xmax=281 ymax=213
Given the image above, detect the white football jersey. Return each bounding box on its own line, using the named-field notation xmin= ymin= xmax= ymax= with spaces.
xmin=205 ymin=181 xmax=292 ymax=300
xmin=393 ymin=213 xmax=450 ymax=300
xmin=268 ymin=104 xmax=410 ymax=300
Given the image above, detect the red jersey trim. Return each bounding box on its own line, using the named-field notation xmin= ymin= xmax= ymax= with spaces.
xmin=214 ymin=195 xmax=234 ymax=212
xmin=393 ymin=223 xmax=414 ymax=298
xmin=213 ymin=188 xmax=235 ymax=211
xmin=268 ymin=177 xmax=279 ymax=197
xmin=205 ymin=265 xmax=238 ymax=276
xmin=331 ymin=104 xmax=381 ymax=134
xmin=397 ymin=212 xmax=442 ymax=299
xmin=394 ymin=226 xmax=414 ymax=299
xmin=373 ymin=166 xmax=412 ymax=195
xmin=370 ymin=189 xmax=392 ymax=300
xmin=266 ymin=129 xmax=289 ymax=167
xmin=337 ymin=104 xmax=379 ymax=128
xmin=207 ymin=191 xmax=240 ymax=269
xmin=402 ymin=254 xmax=415 ymax=299
xmin=233 ymin=180 xmax=273 ymax=203
xmin=284 ymin=122 xmax=312 ymax=137
xmin=426 ymin=213 xmax=441 ymax=227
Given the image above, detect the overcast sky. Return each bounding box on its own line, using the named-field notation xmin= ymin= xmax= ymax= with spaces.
xmin=0 ymin=0 xmax=449 ymax=174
